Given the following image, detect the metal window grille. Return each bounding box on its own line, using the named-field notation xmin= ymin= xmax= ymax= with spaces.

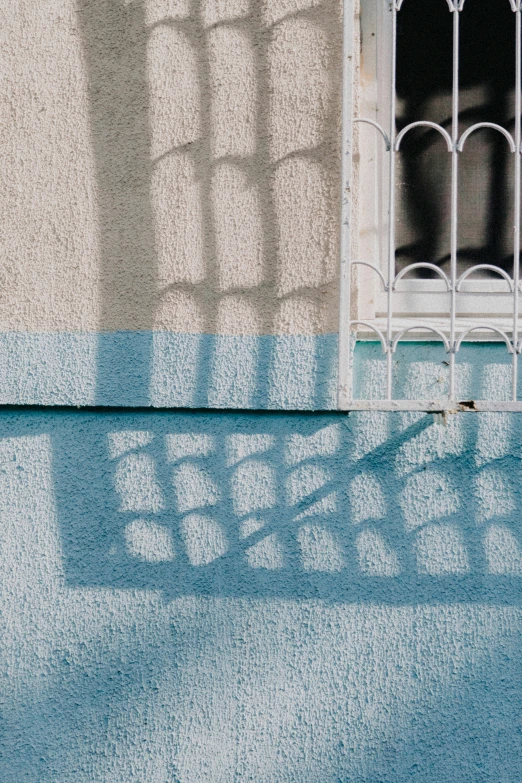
xmin=338 ymin=0 xmax=522 ymax=411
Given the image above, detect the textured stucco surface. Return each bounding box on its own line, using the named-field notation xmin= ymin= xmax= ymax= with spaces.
xmin=0 ymin=0 xmax=341 ymax=337
xmin=2 ymin=3 xmax=521 ymax=779
xmin=1 ymin=408 xmax=522 ymax=782
xmin=0 ymin=334 xmax=518 ymax=408
xmin=0 ymin=332 xmax=337 ymax=407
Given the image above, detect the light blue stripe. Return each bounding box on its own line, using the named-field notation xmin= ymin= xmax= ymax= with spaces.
xmin=0 ymin=333 xmax=517 ymax=407
xmin=0 ymin=332 xmax=339 ymax=408
xmin=353 ymin=341 xmax=515 ymax=401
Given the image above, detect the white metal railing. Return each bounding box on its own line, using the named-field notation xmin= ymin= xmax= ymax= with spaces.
xmin=338 ymin=0 xmax=522 ymax=411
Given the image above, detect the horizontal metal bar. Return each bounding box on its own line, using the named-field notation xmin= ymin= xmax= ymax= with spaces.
xmin=354 ymin=318 xmax=522 ymax=340
xmin=342 ymin=400 xmax=522 ymax=412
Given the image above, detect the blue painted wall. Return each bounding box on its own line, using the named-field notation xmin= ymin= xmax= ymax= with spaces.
xmin=1 ymin=407 xmax=521 ymax=781
xmin=0 ymin=335 xmax=517 ymax=408
xmin=0 ymin=333 xmax=337 ymax=408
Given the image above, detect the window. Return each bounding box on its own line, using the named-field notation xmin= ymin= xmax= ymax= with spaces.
xmin=338 ymin=0 xmax=522 ymax=410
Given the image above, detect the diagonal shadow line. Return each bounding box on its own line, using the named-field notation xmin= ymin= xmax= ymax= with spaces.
xmin=233 ymin=483 xmax=339 ymax=556
xmin=351 ymin=414 xmax=437 ymax=467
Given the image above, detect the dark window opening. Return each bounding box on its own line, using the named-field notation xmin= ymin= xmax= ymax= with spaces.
xmin=395 ymin=0 xmax=519 ymax=278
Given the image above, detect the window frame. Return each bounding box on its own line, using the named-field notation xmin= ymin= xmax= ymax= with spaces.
xmin=338 ymin=0 xmax=522 ymax=412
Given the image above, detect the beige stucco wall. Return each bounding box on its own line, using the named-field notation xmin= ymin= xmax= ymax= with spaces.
xmin=0 ymin=0 xmax=342 ymax=335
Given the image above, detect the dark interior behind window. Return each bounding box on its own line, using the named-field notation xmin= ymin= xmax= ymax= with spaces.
xmin=395 ymin=0 xmax=519 ymax=278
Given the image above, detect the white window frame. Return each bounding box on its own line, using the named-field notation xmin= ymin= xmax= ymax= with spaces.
xmin=338 ymin=0 xmax=522 ymax=412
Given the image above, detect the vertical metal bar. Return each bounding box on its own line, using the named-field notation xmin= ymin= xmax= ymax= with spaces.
xmin=512 ymin=3 xmax=521 ymax=399
xmin=386 ymin=1 xmax=397 ymax=400
xmin=449 ymin=4 xmax=459 ymax=400
xmin=338 ymin=0 xmax=355 ymax=410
